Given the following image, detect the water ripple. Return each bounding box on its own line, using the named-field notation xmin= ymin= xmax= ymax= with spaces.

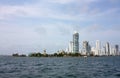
xmin=0 ymin=56 xmax=120 ymax=78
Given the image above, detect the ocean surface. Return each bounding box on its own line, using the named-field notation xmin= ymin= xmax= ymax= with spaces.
xmin=0 ymin=56 xmax=120 ymax=78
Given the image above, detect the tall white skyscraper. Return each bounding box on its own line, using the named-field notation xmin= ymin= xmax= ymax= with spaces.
xmin=91 ymin=47 xmax=96 ymax=55
xmin=96 ymin=40 xmax=101 ymax=55
xmin=68 ymin=41 xmax=73 ymax=53
xmin=110 ymin=45 xmax=112 ymax=55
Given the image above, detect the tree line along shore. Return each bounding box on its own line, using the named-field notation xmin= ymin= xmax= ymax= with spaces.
xmin=12 ymin=50 xmax=100 ymax=57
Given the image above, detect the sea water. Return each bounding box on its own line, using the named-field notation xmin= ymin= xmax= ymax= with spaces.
xmin=0 ymin=56 xmax=120 ymax=78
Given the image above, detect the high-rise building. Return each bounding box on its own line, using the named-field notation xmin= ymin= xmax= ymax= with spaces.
xmin=68 ymin=41 xmax=73 ymax=53
xmin=96 ymin=40 xmax=101 ymax=55
xmin=103 ymin=46 xmax=106 ymax=55
xmin=73 ymin=31 xmax=79 ymax=53
xmin=115 ymin=45 xmax=119 ymax=55
xmin=105 ymin=42 xmax=110 ymax=56
xmin=91 ymin=47 xmax=96 ymax=55
xmin=101 ymin=46 xmax=106 ymax=55
xmin=110 ymin=45 xmax=112 ymax=55
xmin=112 ymin=48 xmax=116 ymax=56
xmin=82 ymin=41 xmax=91 ymax=55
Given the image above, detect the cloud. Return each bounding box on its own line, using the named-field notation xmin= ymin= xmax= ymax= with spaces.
xmin=0 ymin=24 xmax=40 ymax=46
xmin=0 ymin=22 xmax=74 ymax=54
xmin=0 ymin=24 xmax=49 ymax=54
xmin=110 ymin=25 xmax=120 ymax=31
xmin=49 ymin=0 xmax=74 ymax=4
xmin=0 ymin=5 xmax=46 ymax=19
xmin=94 ymin=8 xmax=120 ymax=17
xmin=48 ymin=0 xmax=98 ymax=4
xmin=85 ymin=24 xmax=105 ymax=32
xmin=0 ymin=0 xmax=100 ymax=21
xmin=76 ymin=24 xmax=120 ymax=42
xmin=110 ymin=0 xmax=120 ymax=3
xmin=0 ymin=4 xmax=76 ymax=21
xmin=0 ymin=0 xmax=120 ymax=55
xmin=35 ymin=26 xmax=47 ymax=35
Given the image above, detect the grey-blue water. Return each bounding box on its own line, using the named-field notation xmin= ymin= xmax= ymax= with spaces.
xmin=0 ymin=56 xmax=120 ymax=78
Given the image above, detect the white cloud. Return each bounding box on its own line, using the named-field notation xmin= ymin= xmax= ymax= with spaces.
xmin=49 ymin=0 xmax=74 ymax=4
xmin=0 ymin=22 xmax=74 ymax=54
xmin=0 ymin=4 xmax=76 ymax=21
xmin=0 ymin=0 xmax=118 ymax=23
xmin=0 ymin=0 xmax=100 ymax=21
xmin=49 ymin=0 xmax=98 ymax=4
xmin=0 ymin=0 xmax=120 ymax=55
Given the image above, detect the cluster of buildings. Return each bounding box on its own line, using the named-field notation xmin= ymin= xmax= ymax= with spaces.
xmin=66 ymin=31 xmax=120 ymax=56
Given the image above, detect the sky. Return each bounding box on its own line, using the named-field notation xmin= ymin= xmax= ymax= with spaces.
xmin=0 ymin=0 xmax=120 ymax=55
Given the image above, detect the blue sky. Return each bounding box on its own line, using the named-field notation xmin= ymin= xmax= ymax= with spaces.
xmin=0 ymin=0 xmax=120 ymax=55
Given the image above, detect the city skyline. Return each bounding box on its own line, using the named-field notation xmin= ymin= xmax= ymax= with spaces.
xmin=0 ymin=0 xmax=120 ymax=55
xmin=67 ymin=32 xmax=119 ymax=56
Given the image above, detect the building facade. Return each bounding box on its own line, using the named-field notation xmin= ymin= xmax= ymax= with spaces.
xmin=73 ymin=31 xmax=79 ymax=53
xmin=96 ymin=40 xmax=101 ymax=55
xmin=105 ymin=42 xmax=110 ymax=56
xmin=81 ymin=41 xmax=91 ymax=55
xmin=115 ymin=45 xmax=119 ymax=55
xmin=68 ymin=41 xmax=73 ymax=53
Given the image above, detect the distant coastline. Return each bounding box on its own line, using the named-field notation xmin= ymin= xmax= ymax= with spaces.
xmin=12 ymin=52 xmax=119 ymax=57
